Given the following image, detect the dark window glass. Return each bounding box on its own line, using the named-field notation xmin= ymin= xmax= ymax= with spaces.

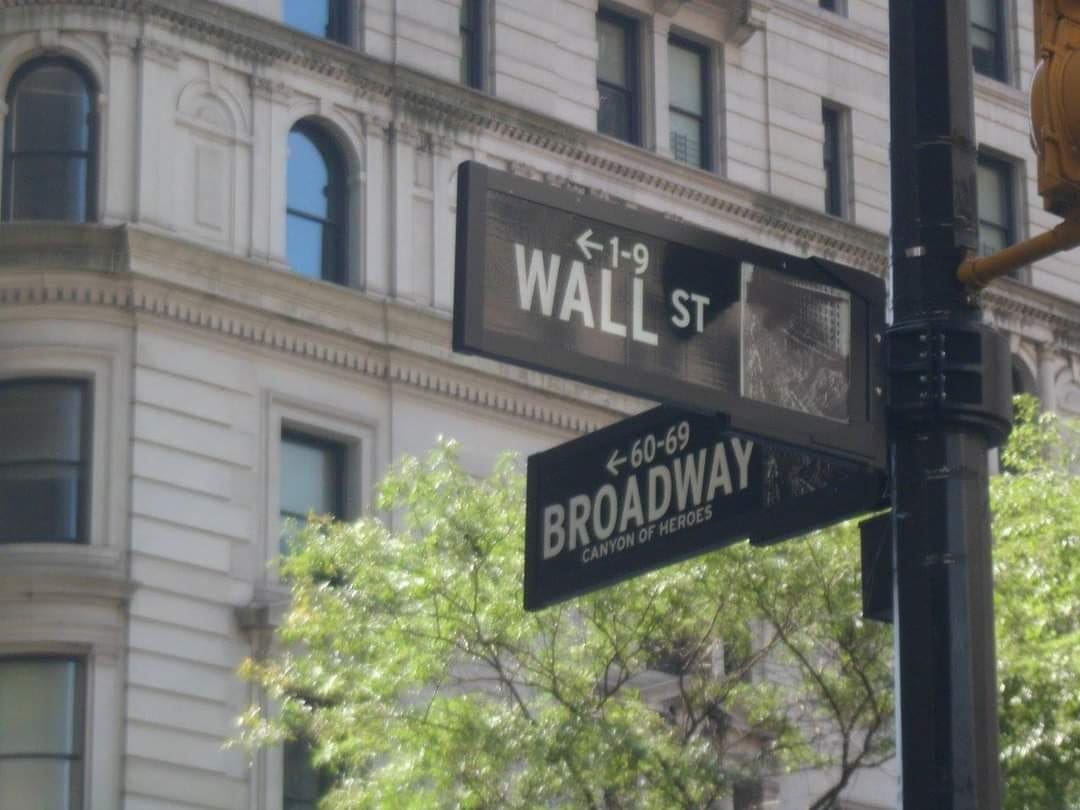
xmin=2 ymin=59 xmax=95 ymax=223
xmin=286 ymin=122 xmax=346 ymax=283
xmin=0 ymin=380 xmax=89 ymax=543
xmin=460 ymin=0 xmax=485 ymax=89
xmin=977 ymin=154 xmax=1015 ymax=258
xmin=283 ymin=738 xmax=334 ymax=810
xmin=597 ymin=9 xmax=638 ymax=144
xmin=283 ymin=0 xmax=348 ymax=43
xmin=280 ymin=429 xmax=345 ymax=553
xmin=669 ymin=38 xmax=708 ymax=169
xmin=971 ymin=0 xmax=1005 ymax=80
xmin=1011 ymin=357 xmax=1037 ymax=398
xmin=733 ymin=780 xmax=764 ymax=810
xmin=0 ymin=657 xmax=84 ymax=810
xmin=819 ymin=0 xmax=837 ymax=10
xmin=822 ymin=103 xmax=845 ymax=217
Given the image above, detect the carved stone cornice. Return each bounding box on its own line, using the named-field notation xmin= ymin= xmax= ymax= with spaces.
xmin=137 ymin=35 xmax=181 ymax=67
xmin=0 ymin=545 xmax=131 ymax=606
xmin=0 ymin=224 xmax=624 ymax=435
xmin=981 ymin=280 xmax=1080 ymax=340
xmin=769 ymin=0 xmax=887 ymax=55
xmin=0 ymin=0 xmax=887 ymax=273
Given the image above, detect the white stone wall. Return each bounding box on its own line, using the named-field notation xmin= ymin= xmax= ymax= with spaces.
xmin=0 ymin=2 xmax=1079 ymax=810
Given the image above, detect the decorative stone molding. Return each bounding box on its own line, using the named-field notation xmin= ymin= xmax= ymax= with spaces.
xmin=771 ymin=0 xmax=885 ymax=55
xmin=0 ymin=544 xmax=132 ymax=656
xmin=386 ymin=120 xmax=421 ymax=147
xmin=250 ymin=75 xmax=292 ymax=104
xmin=105 ymin=32 xmax=138 ymax=57
xmin=6 ymin=221 xmax=1080 ymax=426
xmin=0 ymin=224 xmax=624 ymax=434
xmin=137 ymin=36 xmax=181 ymax=68
xmin=0 ymin=0 xmax=890 ymax=273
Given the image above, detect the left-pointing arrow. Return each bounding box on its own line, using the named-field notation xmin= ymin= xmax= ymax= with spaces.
xmin=576 ymin=228 xmax=604 ymax=261
xmin=606 ymin=449 xmax=627 ymax=476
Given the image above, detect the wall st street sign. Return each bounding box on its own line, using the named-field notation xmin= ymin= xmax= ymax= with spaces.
xmin=454 ymin=161 xmax=887 ymax=468
xmin=525 ymin=406 xmax=886 ymax=610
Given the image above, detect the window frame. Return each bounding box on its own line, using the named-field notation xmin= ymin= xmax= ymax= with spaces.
xmin=279 ymin=427 xmax=347 ymax=554
xmin=0 ymin=655 xmax=86 ymax=809
xmin=822 ymin=101 xmax=851 ymax=219
xmin=282 ymin=0 xmax=350 ymax=45
xmin=459 ymin=0 xmax=487 ymax=91
xmin=286 ymin=120 xmax=348 ymax=285
xmin=1 ymin=56 xmax=98 ymax=224
xmin=971 ymin=0 xmax=1007 ymax=82
xmin=596 ymin=7 xmax=641 ymax=146
xmin=976 ymin=151 xmax=1018 ymax=259
xmin=667 ymin=34 xmax=711 ymax=172
xmin=0 ymin=378 xmax=92 ymax=544
xmin=283 ymin=736 xmax=335 ymax=810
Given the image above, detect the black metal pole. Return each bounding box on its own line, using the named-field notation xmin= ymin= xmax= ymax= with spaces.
xmin=887 ymin=1 xmax=1010 ymax=807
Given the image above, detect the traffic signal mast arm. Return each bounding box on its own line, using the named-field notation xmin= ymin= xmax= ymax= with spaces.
xmin=960 ymin=0 xmax=1080 ymax=289
xmin=958 ymin=215 xmax=1080 ymax=288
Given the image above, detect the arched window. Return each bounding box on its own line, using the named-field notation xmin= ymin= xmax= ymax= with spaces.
xmin=286 ymin=121 xmax=347 ymax=283
xmin=1011 ymin=356 xmax=1038 ymax=400
xmin=2 ymin=58 xmax=96 ymax=222
xmin=283 ymin=0 xmax=349 ymax=44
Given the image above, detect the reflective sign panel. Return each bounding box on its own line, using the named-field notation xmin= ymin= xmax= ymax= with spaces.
xmin=455 ymin=162 xmax=885 ymax=467
xmin=525 ymin=406 xmax=887 ymax=610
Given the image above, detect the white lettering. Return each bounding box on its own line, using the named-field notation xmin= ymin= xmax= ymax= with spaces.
xmin=632 ymin=277 xmax=659 ymax=346
xmin=670 ymin=289 xmax=691 ymax=328
xmin=706 ymin=442 xmax=733 ymax=500
xmin=731 ymin=438 xmax=754 ymax=490
xmin=592 ymin=484 xmax=618 ymax=541
xmin=619 ymin=476 xmax=645 ymax=532
xmin=690 ymin=293 xmax=710 ymax=333
xmin=567 ymin=494 xmax=591 ymax=551
xmin=558 ymin=260 xmax=594 ymax=327
xmin=647 ymin=464 xmax=672 ymax=522
xmin=514 ymin=245 xmax=560 ymax=316
xmin=600 ymin=269 xmax=627 ymax=337
xmin=673 ymin=448 xmax=707 ymax=510
xmin=543 ymin=504 xmax=565 ymax=559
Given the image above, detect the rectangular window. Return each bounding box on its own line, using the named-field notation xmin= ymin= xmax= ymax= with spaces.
xmin=460 ymin=0 xmax=485 ymax=90
xmin=284 ymin=738 xmax=332 ymax=810
xmin=283 ymin=0 xmax=348 ymax=44
xmin=822 ymin=102 xmax=848 ymax=218
xmin=0 ymin=380 xmax=90 ymax=543
xmin=279 ymin=429 xmax=346 ymax=554
xmin=0 ymin=657 xmax=85 ymax=810
xmin=819 ymin=0 xmax=840 ymax=11
xmin=669 ymin=37 xmax=709 ymax=170
xmin=977 ymin=153 xmax=1016 ymax=257
xmin=597 ymin=8 xmax=639 ymax=144
xmin=733 ymin=780 xmax=764 ymax=810
xmin=971 ymin=0 xmax=1005 ymax=81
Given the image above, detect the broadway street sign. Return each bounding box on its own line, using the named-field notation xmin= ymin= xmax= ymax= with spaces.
xmin=525 ymin=406 xmax=886 ymax=610
xmin=454 ymin=161 xmax=886 ymax=468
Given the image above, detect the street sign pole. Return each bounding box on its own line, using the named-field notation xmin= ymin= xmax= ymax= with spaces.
xmin=887 ymin=1 xmax=1011 ymax=807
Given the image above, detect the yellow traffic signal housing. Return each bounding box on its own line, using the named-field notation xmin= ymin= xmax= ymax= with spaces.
xmin=1031 ymin=0 xmax=1080 ymax=217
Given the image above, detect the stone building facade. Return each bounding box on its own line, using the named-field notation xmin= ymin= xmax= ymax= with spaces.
xmin=0 ymin=0 xmax=1075 ymax=808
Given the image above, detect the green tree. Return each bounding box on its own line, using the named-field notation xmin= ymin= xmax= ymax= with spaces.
xmin=239 ymin=443 xmax=892 ymax=809
xmin=994 ymin=398 xmax=1080 ymax=809
xmin=238 ymin=397 xmax=1080 ymax=808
